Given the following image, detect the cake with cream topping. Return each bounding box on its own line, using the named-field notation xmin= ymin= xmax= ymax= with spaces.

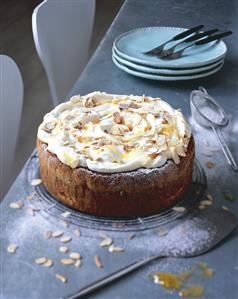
xmin=37 ymin=92 xmax=194 ymax=217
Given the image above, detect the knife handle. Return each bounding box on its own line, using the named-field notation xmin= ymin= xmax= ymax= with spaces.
xmin=195 ymin=31 xmax=232 ymax=45
xmin=172 ymin=25 xmax=204 ymax=41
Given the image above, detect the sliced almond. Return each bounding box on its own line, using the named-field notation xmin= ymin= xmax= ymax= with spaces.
xmin=100 ymin=237 xmax=113 ymax=247
xmin=35 ymin=257 xmax=47 ymax=265
xmin=200 ymin=200 xmax=212 ymax=206
xmin=206 ymin=194 xmax=213 ymax=201
xmin=60 ymin=236 xmax=72 ymax=243
xmin=61 ymin=211 xmax=71 ymax=218
xmin=74 ymin=229 xmax=81 ymax=237
xmin=61 ymin=258 xmax=75 ymax=265
xmin=172 ymin=206 xmax=186 ymax=213
xmin=94 ymin=255 xmax=103 ymax=268
xmin=27 ymin=194 xmax=34 ymax=201
xmin=222 ymin=205 xmax=230 ymax=212
xmin=74 ymin=259 xmax=82 ymax=268
xmin=108 ymin=244 xmax=124 ymax=253
xmin=55 ymin=274 xmax=67 ymax=283
xmin=43 ymin=259 xmax=53 ymax=267
xmin=44 ymin=231 xmax=52 ymax=240
xmin=206 ymin=161 xmax=215 ymax=169
xmin=158 ymin=228 xmax=168 ymax=237
xmin=52 ymin=231 xmax=64 ymax=238
xmin=198 ymin=205 xmax=207 ymax=210
xmin=9 ymin=200 xmax=24 ymax=209
xmin=69 ymin=252 xmax=81 ymax=260
xmin=31 ymin=178 xmax=42 ymax=186
xmin=7 ymin=244 xmax=18 ymax=254
xmin=59 ymin=246 xmax=69 ymax=253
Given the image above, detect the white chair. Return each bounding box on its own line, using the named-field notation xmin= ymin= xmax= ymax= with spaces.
xmin=32 ymin=0 xmax=95 ymax=106
xmin=0 ymin=55 xmax=23 ymax=200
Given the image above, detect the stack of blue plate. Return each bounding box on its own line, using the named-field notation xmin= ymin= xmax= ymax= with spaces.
xmin=112 ymin=27 xmax=227 ymax=81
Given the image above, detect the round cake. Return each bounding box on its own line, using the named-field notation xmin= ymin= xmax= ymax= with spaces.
xmin=37 ymin=92 xmax=194 ymax=217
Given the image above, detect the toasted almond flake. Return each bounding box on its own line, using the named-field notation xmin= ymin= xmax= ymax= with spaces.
xmin=61 ymin=258 xmax=75 ymax=265
xmin=200 ymin=200 xmax=212 ymax=206
xmin=206 ymin=161 xmax=215 ymax=169
xmin=128 ymin=234 xmax=135 ymax=240
xmin=27 ymin=194 xmax=34 ymax=200
xmin=158 ymin=228 xmax=168 ymax=237
xmin=108 ymin=244 xmax=124 ymax=253
xmin=31 ymin=178 xmax=42 ymax=186
xmin=43 ymin=259 xmax=53 ymax=267
xmin=100 ymin=237 xmax=113 ymax=247
xmin=52 ymin=231 xmax=64 ymax=238
xmin=94 ymin=255 xmax=103 ymax=268
xmin=44 ymin=231 xmax=52 ymax=240
xmin=69 ymin=252 xmax=81 ymax=260
xmin=26 ymin=207 xmax=35 ymax=216
xmin=60 ymin=220 xmax=69 ymax=228
xmin=59 ymin=246 xmax=69 ymax=253
xmin=60 ymin=236 xmax=72 ymax=243
xmin=7 ymin=244 xmax=18 ymax=253
xmin=198 ymin=205 xmax=207 ymax=210
xmin=35 ymin=257 xmax=47 ymax=265
xmin=222 ymin=205 xmax=230 ymax=212
xmin=206 ymin=194 xmax=213 ymax=201
xmin=74 ymin=229 xmax=81 ymax=237
xmin=61 ymin=211 xmax=71 ymax=218
xmin=55 ymin=274 xmax=67 ymax=283
xmin=74 ymin=259 xmax=82 ymax=268
xmin=172 ymin=206 xmax=186 ymax=213
xmin=9 ymin=200 xmax=24 ymax=209
xmin=113 ymin=112 xmax=123 ymax=124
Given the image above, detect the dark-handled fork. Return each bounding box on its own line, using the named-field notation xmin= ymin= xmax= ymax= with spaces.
xmin=161 ymin=28 xmax=219 ymax=57
xmin=165 ymin=31 xmax=232 ymax=59
xmin=143 ymin=25 xmax=204 ymax=55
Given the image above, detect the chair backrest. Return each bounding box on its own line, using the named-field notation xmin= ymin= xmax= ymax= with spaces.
xmin=32 ymin=0 xmax=95 ymax=106
xmin=0 ymin=55 xmax=23 ymax=200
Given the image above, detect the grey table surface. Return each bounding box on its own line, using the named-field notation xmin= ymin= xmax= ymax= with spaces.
xmin=1 ymin=0 xmax=238 ymax=298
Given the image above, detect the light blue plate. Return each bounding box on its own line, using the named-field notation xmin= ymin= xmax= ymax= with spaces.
xmin=113 ymin=47 xmax=224 ymax=75
xmin=114 ymin=27 xmax=227 ymax=68
xmin=112 ymin=54 xmax=224 ymax=81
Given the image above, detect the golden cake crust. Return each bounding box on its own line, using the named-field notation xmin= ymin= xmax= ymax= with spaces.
xmin=36 ymin=136 xmax=195 ymax=217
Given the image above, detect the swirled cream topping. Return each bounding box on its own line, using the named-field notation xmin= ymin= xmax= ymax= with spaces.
xmin=38 ymin=92 xmax=191 ymax=173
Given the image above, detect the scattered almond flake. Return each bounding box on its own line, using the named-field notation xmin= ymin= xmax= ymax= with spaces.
xmin=128 ymin=234 xmax=135 ymax=240
xmin=223 ymin=191 xmax=234 ymax=201
xmin=7 ymin=244 xmax=18 ymax=254
xmin=94 ymin=255 xmax=103 ymax=268
xmin=108 ymin=244 xmax=124 ymax=253
xmin=100 ymin=237 xmax=113 ymax=247
xmin=43 ymin=259 xmax=53 ymax=267
xmin=9 ymin=200 xmax=24 ymax=209
xmin=74 ymin=229 xmax=81 ymax=237
xmin=172 ymin=206 xmax=186 ymax=213
xmin=200 ymin=200 xmax=212 ymax=206
xmin=69 ymin=252 xmax=81 ymax=260
xmin=55 ymin=274 xmax=67 ymax=283
xmin=27 ymin=194 xmax=34 ymax=200
xmin=31 ymin=178 xmax=42 ymax=186
xmin=44 ymin=231 xmax=52 ymax=240
xmin=222 ymin=205 xmax=230 ymax=212
xmin=26 ymin=207 xmax=35 ymax=216
xmin=61 ymin=211 xmax=71 ymax=218
xmin=206 ymin=161 xmax=215 ymax=169
xmin=61 ymin=258 xmax=75 ymax=265
xmin=60 ymin=220 xmax=69 ymax=228
xmin=60 ymin=236 xmax=72 ymax=243
xmin=35 ymin=257 xmax=47 ymax=265
xmin=74 ymin=259 xmax=82 ymax=268
xmin=59 ymin=246 xmax=69 ymax=253
xmin=158 ymin=228 xmax=168 ymax=237
xmin=198 ymin=205 xmax=207 ymax=210
xmin=52 ymin=231 xmax=64 ymax=238
xmin=206 ymin=194 xmax=213 ymax=201
xmin=113 ymin=111 xmax=124 ymax=124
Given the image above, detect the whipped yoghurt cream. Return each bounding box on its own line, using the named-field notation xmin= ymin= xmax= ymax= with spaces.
xmin=38 ymin=92 xmax=191 ymax=173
